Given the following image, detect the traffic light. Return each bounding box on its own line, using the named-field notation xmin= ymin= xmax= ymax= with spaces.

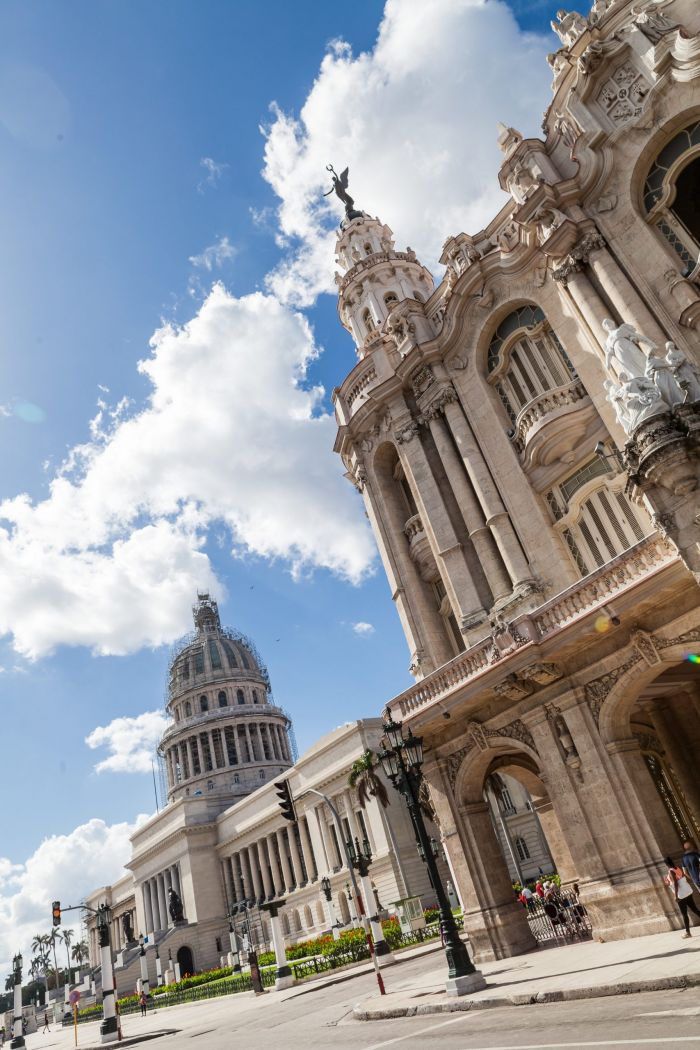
xmin=274 ymin=779 xmax=296 ymax=822
xmin=52 ymin=901 xmax=61 ymax=927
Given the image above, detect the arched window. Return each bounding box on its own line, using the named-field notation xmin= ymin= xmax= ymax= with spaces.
xmin=384 ymin=291 xmax=398 ymax=309
xmin=222 ymin=640 xmax=238 ymax=667
xmin=487 ymin=305 xmax=577 ymax=427
xmin=259 ymin=769 xmax=265 ymax=780
xmin=546 ymin=457 xmax=649 ymax=575
xmin=207 ymin=779 xmax=214 ymax=792
xmin=200 ymin=695 xmax=209 ymax=713
xmin=303 ymin=904 xmax=313 ymax=929
xmin=218 ymin=690 xmax=227 ymax=708
xmin=185 ymin=701 xmax=192 ymax=717
xmin=364 ymin=242 xmax=373 ymax=256
xmin=233 ymin=773 xmax=240 ymax=784
xmin=237 ymin=689 xmax=245 ymax=705
xmin=281 ymin=913 xmax=291 ymax=936
xmin=252 ymin=689 xmax=259 ymax=704
xmin=207 ymin=638 xmax=222 ymax=669
xmin=643 ymin=120 xmax=700 ymax=279
xmin=362 ymin=308 xmax=375 ymax=334
xmin=515 ymin=836 xmax=530 ymax=861
xmin=315 ymin=901 xmax=325 ymax=927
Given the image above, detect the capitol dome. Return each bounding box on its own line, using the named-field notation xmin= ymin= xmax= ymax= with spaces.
xmin=159 ymin=594 xmax=294 ymax=805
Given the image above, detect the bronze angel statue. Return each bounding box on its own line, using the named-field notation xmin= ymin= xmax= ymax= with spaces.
xmin=324 ymin=164 xmax=362 ymax=220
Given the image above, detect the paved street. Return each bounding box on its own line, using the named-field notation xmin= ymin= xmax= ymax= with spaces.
xmin=21 ymin=949 xmax=700 ymax=1050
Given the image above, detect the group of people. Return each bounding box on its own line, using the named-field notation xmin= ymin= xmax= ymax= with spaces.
xmin=517 ymin=877 xmax=562 ymax=908
xmin=665 ymin=840 xmax=700 ymax=938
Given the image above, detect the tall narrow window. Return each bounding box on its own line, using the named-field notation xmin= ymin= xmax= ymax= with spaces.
xmin=200 ymin=695 xmax=209 ymax=713
xmin=237 ymin=689 xmax=245 ymax=705
xmin=218 ymin=690 xmax=227 ymax=708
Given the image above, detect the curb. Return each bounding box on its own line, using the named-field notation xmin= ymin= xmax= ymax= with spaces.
xmin=284 ymin=941 xmax=444 ymax=998
xmin=352 ymin=972 xmax=700 ymax=1020
xmin=77 ymin=1031 xmax=179 ymax=1048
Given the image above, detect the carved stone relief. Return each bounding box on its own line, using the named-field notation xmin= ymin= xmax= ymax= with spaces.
xmin=597 ymin=63 xmax=649 ymax=127
xmin=444 ymin=717 xmax=538 ymax=790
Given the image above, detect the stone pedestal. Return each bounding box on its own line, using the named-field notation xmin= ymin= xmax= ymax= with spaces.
xmin=446 ymin=969 xmax=487 ymax=998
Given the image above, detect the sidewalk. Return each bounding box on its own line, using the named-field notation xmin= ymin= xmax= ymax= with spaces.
xmin=353 ymin=928 xmax=700 ymax=1019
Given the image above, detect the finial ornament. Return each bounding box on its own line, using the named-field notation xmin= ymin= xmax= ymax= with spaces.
xmin=324 ymin=164 xmax=363 ymax=221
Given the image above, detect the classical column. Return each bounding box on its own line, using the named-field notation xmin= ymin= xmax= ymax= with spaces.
xmin=254 ymin=724 xmax=265 ymax=761
xmin=267 ymin=834 xmax=283 ymax=895
xmin=231 ymin=854 xmax=244 ymax=901
xmin=256 ymin=841 xmax=274 ymax=899
xmin=442 ymin=397 xmax=532 ymax=588
xmin=247 ymin=846 xmax=263 ymax=900
xmin=364 ymin=453 xmax=456 ymax=672
xmin=156 ymin=874 xmax=168 ymax=930
xmin=587 ymin=241 xmax=667 ymax=346
xmin=313 ymin=806 xmax=333 ymax=871
xmin=298 ymin=815 xmax=318 ymax=881
xmin=287 ymin=824 xmax=305 ymax=886
xmin=396 ymin=419 xmax=487 ymax=632
xmin=278 ymin=725 xmax=290 ymax=762
xmin=276 ymin=828 xmax=294 ymax=891
xmin=426 ymin=410 xmax=511 ymax=601
xmin=244 ymin=723 xmax=255 ymax=763
xmin=142 ymin=883 xmax=154 ymax=936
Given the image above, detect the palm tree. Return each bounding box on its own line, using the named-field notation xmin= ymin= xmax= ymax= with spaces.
xmin=47 ymin=928 xmax=62 ymax=998
xmin=71 ymin=940 xmax=89 ymax=967
xmin=30 ymin=934 xmax=52 ymax=995
xmin=62 ymin=928 xmax=75 ymax=984
xmin=348 ymin=749 xmax=410 ymax=897
xmin=348 ymin=750 xmax=389 ymax=807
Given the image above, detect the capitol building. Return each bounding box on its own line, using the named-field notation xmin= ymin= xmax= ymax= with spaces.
xmin=88 ymin=0 xmax=700 ymax=979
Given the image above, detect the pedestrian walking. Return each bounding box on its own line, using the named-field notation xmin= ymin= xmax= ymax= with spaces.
xmin=139 ymin=990 xmax=148 ymax=1017
xmin=664 ymin=856 xmax=700 ymax=938
xmin=681 ymin=840 xmax=700 ymax=892
xmin=42 ymin=1010 xmax=51 ymax=1034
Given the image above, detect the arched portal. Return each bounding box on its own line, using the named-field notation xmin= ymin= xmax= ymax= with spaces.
xmin=177 ymin=945 xmax=194 ymax=977
xmin=600 ymin=652 xmax=700 ymax=860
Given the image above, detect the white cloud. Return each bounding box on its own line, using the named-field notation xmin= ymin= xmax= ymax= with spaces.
xmin=85 ymin=711 xmax=170 ymax=774
xmin=352 ymin=621 xmax=375 ymax=636
xmin=0 ymin=816 xmax=148 ymax=978
xmin=0 ymin=285 xmax=375 ymax=658
xmin=198 ymin=156 xmax=227 ymax=193
xmin=189 ymin=236 xmax=237 ymax=272
xmin=261 ymin=0 xmax=551 ymax=305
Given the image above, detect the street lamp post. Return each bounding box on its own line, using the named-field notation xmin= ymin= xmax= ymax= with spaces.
xmin=260 ymin=900 xmax=293 ymax=990
xmin=10 ymin=952 xmax=24 ymax=1050
xmin=95 ymin=904 xmax=118 ymax=1043
xmin=138 ymin=935 xmax=150 ymax=997
xmin=345 ymin=836 xmax=395 ymax=965
xmin=379 ymin=712 xmax=486 ymax=997
xmin=320 ymin=877 xmax=340 ymax=941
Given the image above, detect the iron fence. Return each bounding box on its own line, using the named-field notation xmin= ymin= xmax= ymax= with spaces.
xmin=522 ymin=889 xmax=592 ymax=946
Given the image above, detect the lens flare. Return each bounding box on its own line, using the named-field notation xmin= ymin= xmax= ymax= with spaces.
xmin=686 ymin=653 xmax=700 ymax=664
xmin=594 ymin=615 xmax=611 ymax=633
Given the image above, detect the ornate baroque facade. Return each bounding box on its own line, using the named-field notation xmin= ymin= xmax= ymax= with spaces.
xmin=333 ymin=0 xmax=700 ymax=959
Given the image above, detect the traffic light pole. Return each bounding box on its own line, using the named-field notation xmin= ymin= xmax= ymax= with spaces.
xmin=305 ymin=788 xmax=386 ymax=996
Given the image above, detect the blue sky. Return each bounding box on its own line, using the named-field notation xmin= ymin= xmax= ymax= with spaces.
xmin=0 ymin=0 xmax=564 ymax=964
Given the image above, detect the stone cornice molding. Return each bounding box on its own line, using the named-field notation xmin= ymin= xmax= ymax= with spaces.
xmin=552 ymin=230 xmax=607 ymax=282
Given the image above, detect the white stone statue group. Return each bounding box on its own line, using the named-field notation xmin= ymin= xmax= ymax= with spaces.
xmin=602 ymin=319 xmax=700 ymax=435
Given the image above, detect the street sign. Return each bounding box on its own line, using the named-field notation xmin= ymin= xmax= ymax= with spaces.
xmin=69 ymin=990 xmax=81 ymax=1005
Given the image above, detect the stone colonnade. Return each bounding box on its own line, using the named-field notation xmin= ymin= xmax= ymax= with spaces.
xmin=221 ymin=792 xmax=373 ymax=914
xmin=164 ymin=719 xmax=291 ymax=785
xmin=141 ymin=864 xmax=183 ymax=935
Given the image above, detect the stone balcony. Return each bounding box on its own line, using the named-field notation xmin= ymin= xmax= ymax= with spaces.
xmin=512 ymin=379 xmax=597 ymax=471
xmin=390 ymin=534 xmax=678 ymax=724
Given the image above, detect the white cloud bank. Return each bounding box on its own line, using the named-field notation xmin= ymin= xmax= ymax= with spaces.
xmin=0 ymin=287 xmax=375 ymax=658
xmin=85 ymin=711 xmax=170 ymax=774
xmin=262 ymin=0 xmax=551 ymax=305
xmin=0 ymin=816 xmax=147 ymax=978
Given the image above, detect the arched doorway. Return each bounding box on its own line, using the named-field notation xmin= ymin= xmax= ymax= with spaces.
xmin=177 ymin=946 xmax=194 ymax=977
xmin=602 ymin=659 xmax=700 ymax=856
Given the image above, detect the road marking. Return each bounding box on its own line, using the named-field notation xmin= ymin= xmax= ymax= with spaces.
xmin=639 ymin=1009 xmax=700 ymax=1017
xmin=449 ymin=1041 xmax=700 ymax=1049
xmin=364 ymin=1014 xmax=468 ymax=1050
